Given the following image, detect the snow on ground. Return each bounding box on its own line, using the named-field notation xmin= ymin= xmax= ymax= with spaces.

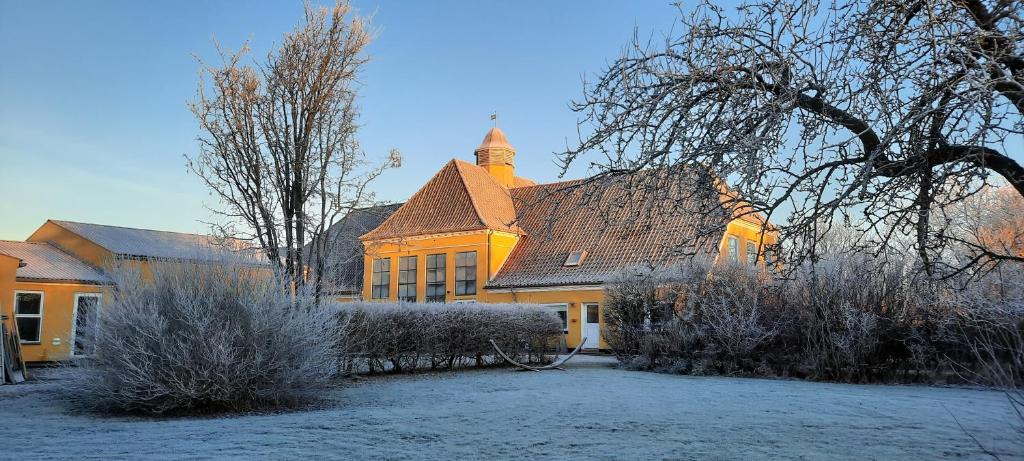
xmin=1 ymin=357 xmax=1021 ymax=460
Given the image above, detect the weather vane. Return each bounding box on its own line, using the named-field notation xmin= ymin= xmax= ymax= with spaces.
xmin=490 ymin=111 xmax=497 ymax=127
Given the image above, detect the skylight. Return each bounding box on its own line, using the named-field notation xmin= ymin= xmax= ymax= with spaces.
xmin=563 ymin=251 xmax=587 ymax=267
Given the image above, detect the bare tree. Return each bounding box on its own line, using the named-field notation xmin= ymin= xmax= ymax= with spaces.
xmin=189 ymin=0 xmax=399 ymax=292
xmin=561 ymin=0 xmax=1024 ymax=276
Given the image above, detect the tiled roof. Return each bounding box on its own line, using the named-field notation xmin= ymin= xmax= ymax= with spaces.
xmin=512 ymin=176 xmax=537 ymax=188
xmin=361 ymin=160 xmax=519 ymax=240
xmin=307 ymin=203 xmax=402 ymax=294
xmin=0 ymin=241 xmax=110 ymax=284
xmin=49 ymin=220 xmax=262 ymax=264
xmin=487 ymin=168 xmax=731 ymax=288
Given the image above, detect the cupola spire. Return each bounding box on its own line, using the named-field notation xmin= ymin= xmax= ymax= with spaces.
xmin=474 ymin=126 xmax=516 ymax=188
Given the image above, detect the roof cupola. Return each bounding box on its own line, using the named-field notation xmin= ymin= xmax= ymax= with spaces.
xmin=474 ymin=127 xmax=516 ymax=188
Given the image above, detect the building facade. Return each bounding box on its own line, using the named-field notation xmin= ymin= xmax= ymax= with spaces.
xmin=1 ymin=220 xmax=256 ymax=362
xmin=355 ymin=128 xmax=777 ymax=349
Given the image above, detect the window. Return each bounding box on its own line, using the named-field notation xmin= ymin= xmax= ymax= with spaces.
xmin=371 ymin=258 xmax=390 ymax=300
xmin=563 ymin=251 xmax=587 ymax=267
xmin=727 ymin=236 xmax=739 ymax=263
xmin=545 ymin=304 xmax=569 ymax=333
xmin=455 ymin=251 xmax=477 ymax=296
xmin=398 ymin=256 xmax=417 ymax=302
xmin=73 ymin=294 xmax=100 ymax=356
xmin=426 ymin=254 xmax=446 ymax=302
xmin=747 ymin=242 xmax=758 ymax=265
xmin=586 ymin=304 xmax=600 ymax=324
xmin=14 ymin=292 xmax=43 ymax=343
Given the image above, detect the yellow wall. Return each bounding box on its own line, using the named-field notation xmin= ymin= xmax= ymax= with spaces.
xmin=483 ymin=288 xmax=606 ymax=349
xmin=27 ymin=221 xmax=115 ymax=269
xmin=10 ymin=280 xmax=103 ymax=362
xmin=718 ymin=219 xmax=779 ymax=268
xmin=361 ymin=230 xmax=520 ymax=303
xmin=0 ymin=254 xmax=20 ymax=337
xmin=356 ymin=215 xmax=777 ymax=349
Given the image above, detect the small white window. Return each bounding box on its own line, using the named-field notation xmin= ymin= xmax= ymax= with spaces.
xmin=727 ymin=236 xmax=739 ymax=263
xmin=544 ymin=303 xmax=569 ymax=333
xmin=14 ymin=292 xmax=43 ymax=344
xmin=564 ymin=251 xmax=587 ymax=267
xmin=746 ymin=242 xmax=758 ymax=265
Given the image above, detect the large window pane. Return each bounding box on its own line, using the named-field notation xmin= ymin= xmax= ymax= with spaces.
xmin=426 ymin=254 xmax=446 ymax=302
xmin=14 ymin=292 xmax=42 ymax=343
xmin=14 ymin=292 xmax=41 ymax=315
xmin=455 ymin=251 xmax=476 ymax=296
xmin=398 ymin=256 xmax=417 ymax=302
xmin=371 ymin=258 xmax=390 ymax=300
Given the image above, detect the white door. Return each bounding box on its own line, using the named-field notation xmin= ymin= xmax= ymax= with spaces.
xmin=72 ymin=294 xmax=100 ymax=357
xmin=581 ymin=303 xmax=600 ymax=349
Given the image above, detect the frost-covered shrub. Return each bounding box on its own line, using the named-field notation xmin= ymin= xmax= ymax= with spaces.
xmin=602 ymin=265 xmax=681 ymax=365
xmin=604 ymin=259 xmax=784 ymax=374
xmin=339 ymin=302 xmax=562 ymax=373
xmin=64 ymin=263 xmax=343 ymax=415
xmin=602 ymin=254 xmax=1024 ymax=385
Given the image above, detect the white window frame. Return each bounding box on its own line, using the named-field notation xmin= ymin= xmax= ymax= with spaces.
xmin=727 ymin=236 xmax=739 ymax=263
xmin=544 ymin=303 xmax=569 ymax=333
xmin=746 ymin=242 xmax=758 ymax=265
xmin=71 ymin=293 xmax=102 ymax=358
xmin=13 ymin=290 xmax=44 ymax=344
xmin=371 ymin=258 xmax=391 ymax=300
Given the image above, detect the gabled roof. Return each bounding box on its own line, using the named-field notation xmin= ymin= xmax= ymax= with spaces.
xmin=0 ymin=241 xmax=110 ymax=285
xmin=361 ymin=160 xmax=520 ymax=240
xmin=306 ymin=203 xmax=402 ymax=294
xmin=487 ymin=168 xmax=731 ymax=289
xmin=47 ymin=220 xmax=261 ymax=264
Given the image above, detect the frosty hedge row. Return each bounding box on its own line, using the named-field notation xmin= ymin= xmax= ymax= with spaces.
xmin=63 ymin=264 xmax=562 ymax=415
xmin=603 ymin=256 xmax=1024 ymax=386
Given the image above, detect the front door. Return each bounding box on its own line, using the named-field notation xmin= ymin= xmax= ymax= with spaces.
xmin=72 ymin=294 xmax=100 ymax=357
xmin=581 ymin=303 xmax=600 ymax=349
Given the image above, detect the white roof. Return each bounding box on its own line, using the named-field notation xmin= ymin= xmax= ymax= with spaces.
xmin=51 ymin=220 xmax=264 ymax=265
xmin=0 ymin=241 xmax=110 ymax=284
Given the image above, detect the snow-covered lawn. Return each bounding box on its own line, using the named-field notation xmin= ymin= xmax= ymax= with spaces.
xmin=2 ymin=357 xmax=1020 ymax=460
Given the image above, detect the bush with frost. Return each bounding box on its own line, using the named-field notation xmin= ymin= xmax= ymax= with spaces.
xmin=339 ymin=302 xmax=563 ymax=374
xmin=602 ymin=253 xmax=1024 ymax=385
xmin=64 ymin=263 xmax=342 ymax=415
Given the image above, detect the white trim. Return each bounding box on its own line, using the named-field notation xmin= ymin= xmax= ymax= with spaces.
xmin=71 ymin=293 xmax=102 ymax=358
xmin=542 ymin=303 xmax=570 ymax=333
xmin=13 ymin=290 xmax=44 ymax=344
xmin=485 ymin=284 xmax=604 ymax=294
xmin=581 ymin=302 xmax=600 ymax=349
xmin=727 ymin=235 xmax=740 ymax=263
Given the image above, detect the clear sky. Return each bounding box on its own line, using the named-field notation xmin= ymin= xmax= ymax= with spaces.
xmin=0 ymin=1 xmax=686 ymax=240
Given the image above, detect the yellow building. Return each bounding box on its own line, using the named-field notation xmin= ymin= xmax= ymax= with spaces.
xmin=2 ymin=220 xmax=259 ymax=362
xmin=353 ymin=127 xmax=777 ymax=349
xmin=0 ymin=240 xmax=109 ymax=362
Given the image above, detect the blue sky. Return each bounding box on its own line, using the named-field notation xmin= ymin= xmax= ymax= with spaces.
xmin=0 ymin=1 xmax=685 ymax=240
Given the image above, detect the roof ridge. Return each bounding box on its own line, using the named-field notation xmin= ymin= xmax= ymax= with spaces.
xmin=511 ymin=177 xmax=585 ymax=190
xmin=451 ymin=160 xmax=493 ymax=230
xmin=51 ymin=219 xmax=214 ymax=239
xmin=360 ymin=160 xmax=468 ymax=240
xmin=0 ymin=239 xmax=46 ymax=245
